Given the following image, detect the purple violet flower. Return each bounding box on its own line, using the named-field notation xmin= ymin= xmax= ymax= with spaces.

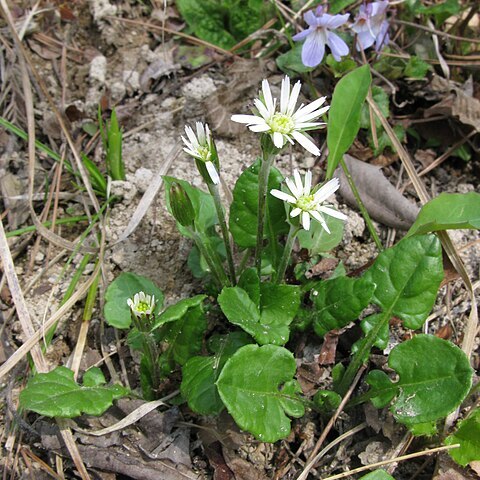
xmin=351 ymin=1 xmax=390 ymax=52
xmin=292 ymin=6 xmax=350 ymax=68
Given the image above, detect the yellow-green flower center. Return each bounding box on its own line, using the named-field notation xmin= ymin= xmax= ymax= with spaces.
xmin=296 ymin=194 xmax=317 ymax=211
xmin=269 ymin=113 xmax=294 ymax=134
xmin=197 ymin=145 xmax=211 ymax=162
xmin=136 ymin=301 xmax=151 ymax=313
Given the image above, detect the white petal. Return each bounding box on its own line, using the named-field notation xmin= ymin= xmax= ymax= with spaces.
xmin=280 ymin=76 xmax=290 ymax=114
xmin=254 ymin=98 xmax=271 ymax=120
xmin=231 ymin=114 xmax=265 ymax=125
xmin=249 ymin=123 xmax=271 ymax=132
xmin=185 ymin=125 xmax=199 ymax=148
xmin=196 ymin=122 xmax=206 ymax=143
xmin=270 ymin=189 xmax=296 ymax=203
xmin=206 ymin=161 xmax=220 ymax=184
xmin=287 ymin=81 xmax=302 ymax=116
xmin=285 ymin=177 xmax=300 ymax=198
xmin=294 ymin=122 xmax=325 ymax=129
xmin=262 ymin=79 xmax=275 ymax=115
xmin=310 ymin=210 xmax=330 ymax=233
xmin=290 ymin=207 xmax=302 ymax=217
xmin=318 ymin=205 xmax=347 ymax=220
xmin=272 ymin=131 xmax=285 ymax=148
xmin=127 ymin=299 xmax=133 ymax=308
xmin=313 ymin=178 xmax=340 ymax=202
xmin=291 ymin=130 xmax=321 ymax=156
xmin=304 ymin=170 xmax=312 ymax=195
xmin=293 ymin=169 xmax=303 ymax=195
xmin=293 ymin=96 xmax=328 ymax=120
xmin=296 ymin=105 xmax=330 ymax=123
xmin=302 ymin=211 xmax=311 ymax=230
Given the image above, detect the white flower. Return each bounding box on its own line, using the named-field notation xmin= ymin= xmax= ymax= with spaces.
xmin=270 ymin=170 xmax=347 ymax=232
xmin=127 ymin=291 xmax=156 ymax=318
xmin=181 ymin=122 xmax=220 ymax=184
xmin=231 ymin=76 xmax=330 ymax=156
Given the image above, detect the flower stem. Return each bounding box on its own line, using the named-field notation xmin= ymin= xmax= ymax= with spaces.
xmin=255 ymin=137 xmax=277 ymax=277
xmin=189 ymin=228 xmax=229 ymax=288
xmin=274 ymin=223 xmax=300 ymax=284
xmin=208 ymin=183 xmax=236 ymax=285
xmin=339 ymin=156 xmax=383 ymax=251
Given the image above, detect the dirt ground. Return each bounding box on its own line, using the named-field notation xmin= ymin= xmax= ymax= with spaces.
xmin=0 ymin=1 xmax=479 ymax=479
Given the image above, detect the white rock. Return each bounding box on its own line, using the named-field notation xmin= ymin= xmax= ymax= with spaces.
xmin=181 ymin=75 xmax=217 ymax=102
xmin=134 ymin=168 xmax=154 ymax=194
xmin=89 ymin=0 xmax=117 ymax=22
xmin=89 ymin=55 xmax=107 ymax=84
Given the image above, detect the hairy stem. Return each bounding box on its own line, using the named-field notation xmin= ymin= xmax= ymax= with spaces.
xmin=208 ymin=183 xmax=236 ymax=285
xmin=274 ymin=223 xmax=300 ymax=284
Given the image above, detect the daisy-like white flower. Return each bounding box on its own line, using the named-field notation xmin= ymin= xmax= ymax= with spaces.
xmin=270 ymin=170 xmax=347 ymax=232
xmin=181 ymin=122 xmax=220 ymax=184
xmin=127 ymin=291 xmax=156 ymax=318
xmin=231 ymin=76 xmax=329 ymax=156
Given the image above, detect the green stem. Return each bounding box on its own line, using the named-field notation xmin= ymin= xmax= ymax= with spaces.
xmin=6 ymin=215 xmax=90 ymax=238
xmin=336 ymin=310 xmax=390 ymax=396
xmin=208 ymin=183 xmax=236 ymax=285
xmin=237 ymin=248 xmax=252 ymax=278
xmin=255 ymin=138 xmax=277 ymax=277
xmin=274 ymin=223 xmax=300 ymax=284
xmin=340 ymin=156 xmax=383 ymax=251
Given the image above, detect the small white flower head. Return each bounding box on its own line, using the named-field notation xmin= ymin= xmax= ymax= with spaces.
xmin=270 ymin=170 xmax=347 ymax=232
xmin=181 ymin=122 xmax=220 ymax=184
xmin=231 ymin=76 xmax=330 ymax=156
xmin=127 ymin=291 xmax=156 ymax=318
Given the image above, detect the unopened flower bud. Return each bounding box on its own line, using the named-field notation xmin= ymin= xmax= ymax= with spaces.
xmin=170 ymin=182 xmax=195 ymax=227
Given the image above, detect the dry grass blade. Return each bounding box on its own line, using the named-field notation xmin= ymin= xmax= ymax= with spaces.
xmin=73 ymin=391 xmax=179 ymax=436
xmin=113 ymin=142 xmax=182 ymax=245
xmin=367 ymin=94 xmax=479 ymax=363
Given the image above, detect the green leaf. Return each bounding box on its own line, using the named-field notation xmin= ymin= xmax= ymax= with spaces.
xmin=313 ymin=390 xmax=342 ymax=412
xmin=360 ymin=86 xmax=389 ymax=130
xmin=407 ymin=192 xmax=480 ymax=237
xmin=276 ymin=43 xmax=314 ymax=76
xmin=153 ymin=295 xmax=206 ymax=329
xmin=163 ymin=176 xmax=217 ymax=238
xmin=19 ymin=366 xmax=129 ymax=418
xmin=181 ymin=331 xmax=252 ymax=415
xmin=404 ymin=56 xmax=431 ymax=79
xmin=104 ymin=272 xmax=164 ymax=329
xmin=245 ymin=164 xmax=284 ymax=245
xmin=367 ymin=335 xmax=473 ymax=426
xmin=445 ymin=408 xmax=480 ymax=466
xmin=363 ymin=234 xmax=443 ymax=330
xmin=106 ymin=109 xmax=124 ymax=181
xmin=158 ymin=302 xmax=207 ymax=368
xmin=326 ymin=54 xmax=357 ymax=78
xmin=312 ymin=276 xmax=376 ymax=337
xmin=297 ymin=214 xmax=344 ymax=254
xmin=216 ymin=344 xmax=304 ymax=442
xmin=83 ymin=367 xmax=106 ymax=387
xmin=359 ymin=470 xmax=395 ymax=480
xmin=229 ymin=160 xmax=288 ymax=248
xmin=326 ymin=65 xmax=372 ymax=179
xmin=218 ymin=283 xmax=301 ymax=345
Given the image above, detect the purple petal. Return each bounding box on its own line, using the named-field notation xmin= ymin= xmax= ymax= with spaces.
xmin=327 ymin=32 xmax=350 ymax=61
xmin=323 ymin=13 xmax=350 ymax=29
xmin=301 ymin=30 xmax=327 ymax=67
xmin=356 ymin=30 xmax=376 ymax=51
xmin=303 ymin=10 xmax=318 ymax=27
xmin=375 ymin=20 xmax=390 ymax=51
xmin=370 ymin=1 xmax=389 ymax=17
xmin=293 ymin=27 xmax=312 ymax=42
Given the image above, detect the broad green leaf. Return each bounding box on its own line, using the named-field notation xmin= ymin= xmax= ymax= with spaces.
xmin=152 ymin=295 xmax=206 ymax=329
xmin=326 ymin=65 xmax=372 ymax=179
xmin=297 ymin=214 xmax=344 ymax=254
xmin=181 ymin=331 xmax=252 ymax=415
xmin=216 ymin=344 xmax=304 ymax=442
xmin=158 ymin=303 xmax=207 ymax=369
xmin=359 ymin=470 xmax=395 ymax=480
xmin=229 ymin=160 xmax=288 ymax=248
xmin=187 ymin=237 xmax=225 ymax=279
xmin=407 ymin=192 xmax=480 ymax=237
xmin=363 ymin=234 xmax=443 ymax=329
xmin=367 ymin=335 xmax=473 ymax=426
xmin=313 ymin=390 xmax=342 ymax=412
xmin=404 ymin=56 xmax=431 ymax=79
xmin=218 ymin=283 xmax=301 ymax=345
xmin=163 ymin=176 xmax=217 ymax=238
xmin=19 ymin=366 xmax=128 ymax=418
xmin=445 ymin=408 xmax=480 ymax=466
xmin=360 ymin=86 xmax=389 ymax=130
xmin=104 ymin=272 xmax=164 ymax=329
xmin=83 ymin=367 xmax=106 ymax=387
xmin=312 ymin=276 xmax=375 ymax=337
xmin=326 ymin=54 xmax=357 ymax=78
xmin=360 ymin=313 xmax=389 ymax=350
xmin=276 ymin=43 xmax=314 ymax=76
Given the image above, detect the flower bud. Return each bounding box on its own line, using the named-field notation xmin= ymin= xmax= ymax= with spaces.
xmin=170 ymin=182 xmax=195 ymax=227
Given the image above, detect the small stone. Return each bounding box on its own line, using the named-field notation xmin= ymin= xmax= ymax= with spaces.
xmin=181 ymin=75 xmax=217 ymax=102
xmin=110 ymin=179 xmax=137 ymax=205
xmin=134 ymin=167 xmax=154 ymax=193
xmin=89 ymin=55 xmax=107 ymax=84
xmin=34 ymin=252 xmax=45 ymax=265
